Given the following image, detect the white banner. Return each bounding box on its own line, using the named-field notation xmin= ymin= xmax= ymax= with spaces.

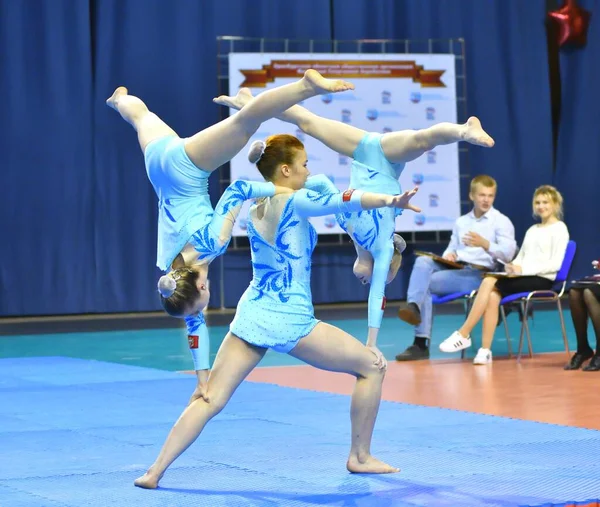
xmin=227 ymin=53 xmax=460 ymax=236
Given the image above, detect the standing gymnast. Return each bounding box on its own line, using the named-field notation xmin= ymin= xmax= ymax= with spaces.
xmin=133 ymin=134 xmax=421 ymax=489
xmin=106 ymin=70 xmax=354 ymax=402
xmin=214 ymin=88 xmax=494 ymax=360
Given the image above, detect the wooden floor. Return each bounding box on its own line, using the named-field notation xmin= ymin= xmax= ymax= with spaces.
xmin=246 ymin=352 xmax=600 ymax=431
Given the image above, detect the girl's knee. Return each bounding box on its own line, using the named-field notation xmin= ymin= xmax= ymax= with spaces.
xmin=205 ymin=391 xmax=229 ymax=416
xmin=364 ymin=362 xmax=386 ymax=381
xmin=357 ymin=351 xmax=387 ymax=380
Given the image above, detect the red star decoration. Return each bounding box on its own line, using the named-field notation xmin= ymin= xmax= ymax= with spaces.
xmin=548 ymin=0 xmax=592 ymax=47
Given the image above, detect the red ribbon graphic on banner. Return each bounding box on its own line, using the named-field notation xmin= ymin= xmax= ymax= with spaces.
xmin=239 ymin=60 xmax=446 ymax=88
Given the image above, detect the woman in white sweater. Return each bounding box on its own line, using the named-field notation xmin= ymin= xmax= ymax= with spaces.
xmin=439 ymin=185 xmax=569 ymax=364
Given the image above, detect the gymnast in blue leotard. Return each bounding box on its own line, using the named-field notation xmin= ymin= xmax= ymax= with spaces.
xmin=106 ymin=70 xmax=355 ymax=402
xmin=216 ymin=89 xmax=495 ymax=353
xmin=133 ymin=134 xmax=420 ymax=489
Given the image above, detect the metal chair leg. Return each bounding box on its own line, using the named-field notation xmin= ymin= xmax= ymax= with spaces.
xmin=460 ymin=298 xmax=472 ymax=359
xmin=500 ymin=305 xmax=513 ymax=358
xmin=517 ymin=301 xmax=528 ymax=362
xmin=557 ymin=297 xmax=570 ymax=358
xmin=430 ymin=302 xmax=438 ymax=359
xmin=522 ymin=301 xmax=534 ymax=358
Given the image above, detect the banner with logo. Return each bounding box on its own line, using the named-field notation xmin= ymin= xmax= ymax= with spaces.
xmin=227 ymin=53 xmax=459 ymax=236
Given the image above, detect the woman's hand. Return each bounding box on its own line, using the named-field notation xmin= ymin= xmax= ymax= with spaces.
xmin=505 ymin=263 xmax=522 ymax=275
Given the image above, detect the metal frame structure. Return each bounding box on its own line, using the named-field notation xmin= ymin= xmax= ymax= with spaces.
xmin=214 ymin=36 xmax=469 ymax=308
xmin=500 ymin=281 xmax=571 ymax=362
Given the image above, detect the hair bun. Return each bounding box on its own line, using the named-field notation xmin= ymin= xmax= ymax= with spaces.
xmin=248 ymin=140 xmax=266 ymax=164
xmin=157 ymin=275 xmax=177 ymax=297
xmin=393 ymin=234 xmax=407 ymax=254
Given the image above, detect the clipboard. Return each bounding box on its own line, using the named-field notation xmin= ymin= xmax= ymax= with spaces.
xmin=484 ymin=272 xmax=521 ymax=279
xmin=414 ymin=251 xmax=489 ymax=271
xmin=571 ymin=275 xmax=600 ymax=289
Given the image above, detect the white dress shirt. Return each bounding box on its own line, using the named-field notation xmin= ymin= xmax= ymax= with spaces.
xmin=443 ymin=207 xmax=517 ymax=269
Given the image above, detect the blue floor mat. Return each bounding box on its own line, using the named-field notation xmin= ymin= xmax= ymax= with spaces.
xmin=0 ymin=356 xmax=598 ymax=507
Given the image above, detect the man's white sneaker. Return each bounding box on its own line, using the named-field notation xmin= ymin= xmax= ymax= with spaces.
xmin=439 ymin=331 xmax=472 ymax=353
xmin=473 ymin=348 xmax=493 ymax=365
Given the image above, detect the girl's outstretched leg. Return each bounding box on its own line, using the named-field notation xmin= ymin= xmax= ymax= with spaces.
xmin=289 ymin=322 xmax=398 ymax=474
xmin=134 ymin=333 xmax=266 ymax=489
xmin=106 ymin=87 xmax=178 ymax=152
xmin=184 ymin=70 xmax=354 ymax=172
xmin=380 ymin=116 xmax=495 ymax=164
xmin=214 ymin=88 xmax=366 ymax=158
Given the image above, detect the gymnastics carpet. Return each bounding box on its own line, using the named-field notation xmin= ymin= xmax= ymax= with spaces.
xmin=0 ymin=357 xmax=599 ymax=507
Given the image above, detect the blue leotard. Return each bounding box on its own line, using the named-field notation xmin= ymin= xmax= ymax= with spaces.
xmin=144 ymin=135 xmax=277 ymax=370
xmin=230 ymin=180 xmax=366 ymax=352
xmin=307 ymin=133 xmax=406 ymax=330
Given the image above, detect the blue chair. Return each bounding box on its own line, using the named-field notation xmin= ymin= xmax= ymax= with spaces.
xmin=499 ymin=240 xmax=577 ymax=361
xmin=432 ymin=290 xmax=478 ymax=359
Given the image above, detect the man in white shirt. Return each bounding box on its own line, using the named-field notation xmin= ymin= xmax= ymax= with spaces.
xmin=395 ymin=175 xmax=517 ymax=361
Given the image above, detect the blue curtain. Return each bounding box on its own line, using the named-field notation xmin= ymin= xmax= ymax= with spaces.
xmin=1 ymin=0 xmax=591 ymax=316
xmin=0 ymin=0 xmax=94 ymax=316
xmin=91 ymin=0 xmax=224 ymax=313
xmin=554 ymin=0 xmax=600 ymax=279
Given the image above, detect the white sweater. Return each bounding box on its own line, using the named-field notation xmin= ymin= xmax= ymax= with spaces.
xmin=513 ymin=221 xmax=570 ymax=280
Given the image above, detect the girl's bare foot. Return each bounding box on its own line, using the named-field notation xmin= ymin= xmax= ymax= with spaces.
xmin=106 ymin=86 xmax=128 ymax=110
xmin=302 ymin=69 xmax=355 ymax=94
xmin=347 ymin=455 xmax=400 ymax=474
xmin=133 ymin=468 xmax=162 ymax=489
xmin=213 ymin=87 xmax=254 ymax=110
xmin=462 ymin=116 xmax=495 ymax=148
